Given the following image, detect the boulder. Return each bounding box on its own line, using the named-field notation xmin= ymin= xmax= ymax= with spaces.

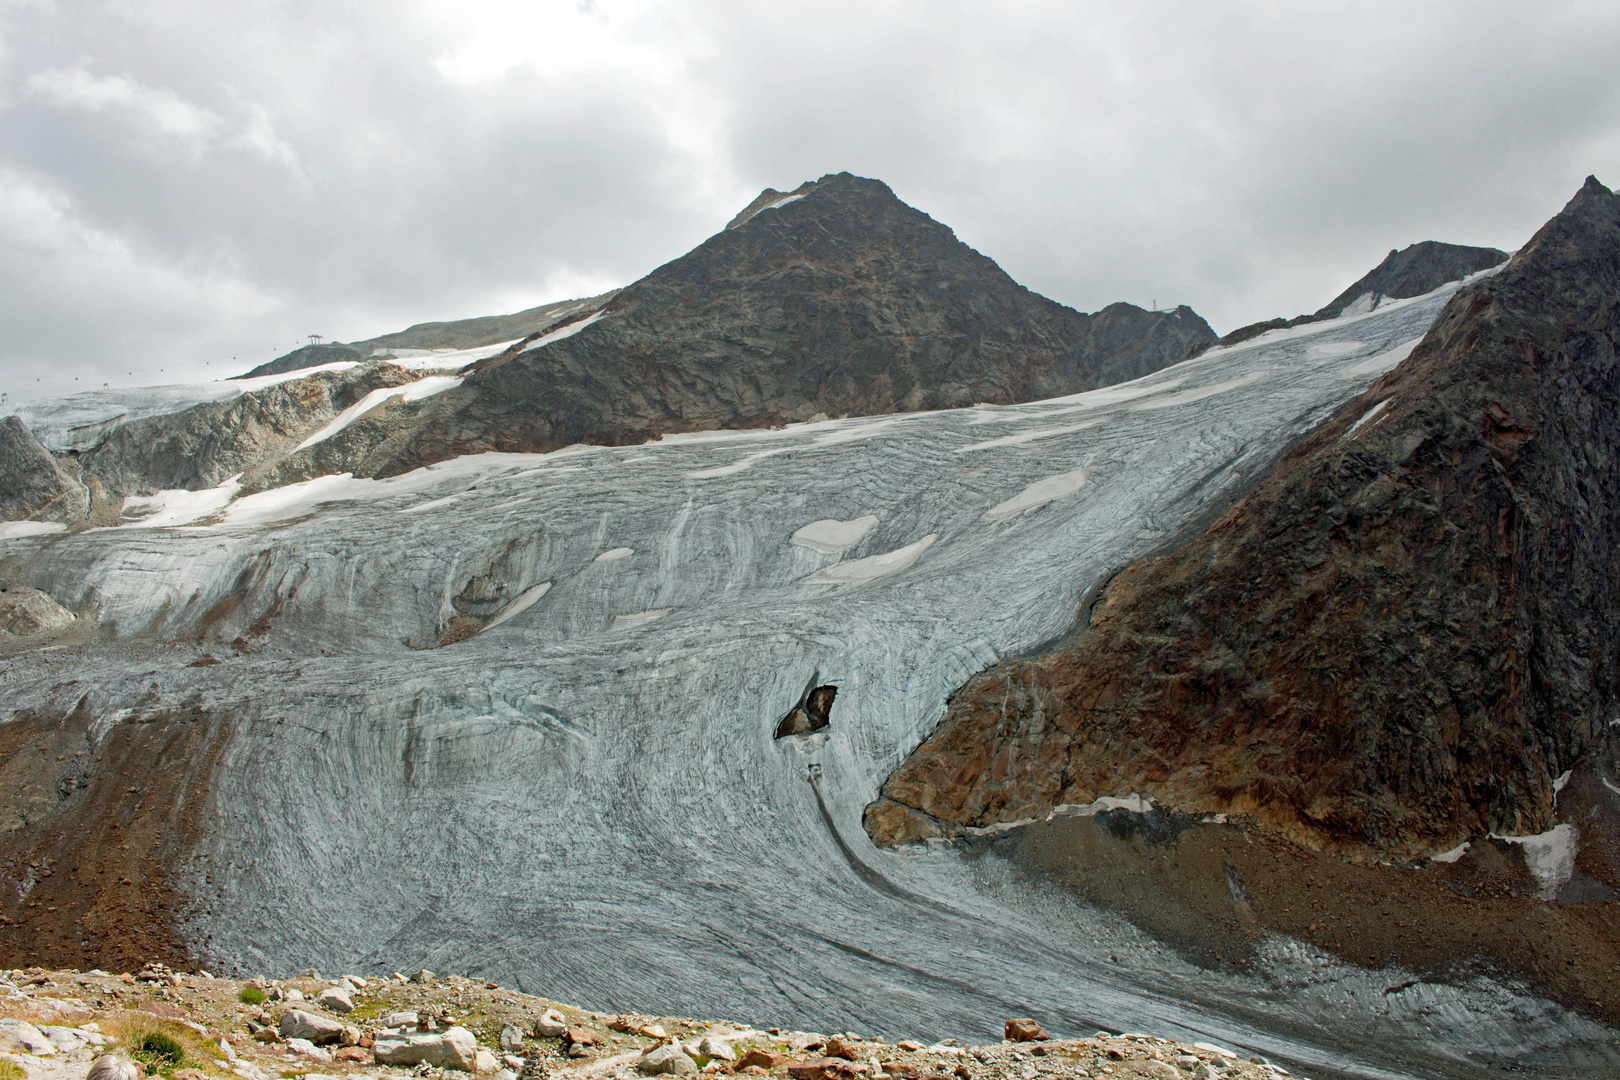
xmin=499 ymin=1025 xmax=524 ymax=1052
xmin=373 ymin=1027 xmax=478 ymax=1072
xmin=533 ymin=1009 xmax=568 ymax=1038
xmin=286 ymin=1038 xmax=332 ymax=1062
xmin=638 ymin=1042 xmax=698 ymax=1075
xmin=0 ymin=587 xmax=75 ymax=637
xmin=0 ymin=1019 xmax=56 ymax=1056
xmin=474 ymin=1049 xmax=498 ymax=1073
xmin=696 ymin=1036 xmax=735 ymax=1062
xmin=1004 ymin=1019 xmax=1048 ymax=1042
xmin=384 ymin=1012 xmax=419 ymax=1029
xmin=279 ymin=1009 xmax=347 ymax=1045
xmin=734 ymin=1049 xmax=788 ymax=1071
xmin=412 ymin=970 xmax=436 ymax=984
xmin=787 ymin=1058 xmax=862 ymax=1080
xmin=316 ymin=987 xmax=353 ymax=1013
xmin=564 ymin=1028 xmax=599 ymax=1047
xmin=823 ymin=1036 xmax=856 ymax=1060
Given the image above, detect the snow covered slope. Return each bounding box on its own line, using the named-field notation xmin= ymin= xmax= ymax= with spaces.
xmin=1 ymin=273 xmax=1612 ymax=1080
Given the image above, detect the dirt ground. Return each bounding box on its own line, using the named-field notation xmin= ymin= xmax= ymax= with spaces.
xmin=1002 ymin=766 xmax=1620 ymax=1028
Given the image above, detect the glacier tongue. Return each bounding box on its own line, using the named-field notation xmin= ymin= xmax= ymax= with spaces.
xmin=3 ymin=277 xmax=1607 ymax=1079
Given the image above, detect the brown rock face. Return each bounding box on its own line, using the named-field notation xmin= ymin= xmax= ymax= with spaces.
xmin=866 ymin=177 xmax=1620 ymax=860
xmin=1004 ymin=1019 xmax=1049 ymax=1042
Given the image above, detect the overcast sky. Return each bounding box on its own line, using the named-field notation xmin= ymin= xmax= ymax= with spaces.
xmin=2 ymin=0 xmax=1617 ymax=403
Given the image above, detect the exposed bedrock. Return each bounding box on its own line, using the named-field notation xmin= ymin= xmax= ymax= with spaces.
xmin=305 ymin=172 xmax=1216 ymax=479
xmin=867 ymin=177 xmax=1620 ymax=861
xmin=0 ymin=415 xmax=86 ymax=523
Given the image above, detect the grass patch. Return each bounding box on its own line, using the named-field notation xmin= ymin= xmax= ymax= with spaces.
xmin=0 ymin=1060 xmax=27 ymax=1080
xmin=238 ymin=986 xmax=267 ymax=1005
xmin=102 ymin=1014 xmax=222 ymax=1079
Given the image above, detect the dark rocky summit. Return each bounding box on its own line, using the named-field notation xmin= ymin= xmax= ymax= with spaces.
xmin=1194 ymin=241 xmax=1511 ymax=356
xmin=867 ymin=177 xmax=1620 ymax=862
xmin=276 ymin=172 xmax=1216 ymax=480
xmin=1313 ymin=239 xmax=1511 ymax=319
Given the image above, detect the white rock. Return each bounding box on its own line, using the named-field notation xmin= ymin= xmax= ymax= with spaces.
xmin=499 ymin=1025 xmax=525 ymax=1052
xmin=286 ymin=1038 xmax=332 ymax=1062
xmin=0 ymin=1020 xmax=57 ymax=1056
xmin=316 ymin=987 xmax=354 ymax=1013
xmin=279 ymin=1009 xmax=347 ymax=1045
xmin=475 ymin=1049 xmax=499 ymax=1073
xmin=286 ymin=988 xmax=305 ymax=1001
xmin=385 ymin=1012 xmax=419 ymax=1029
xmin=696 ymin=1037 xmax=735 ymax=1062
xmin=501 ymin=1055 xmax=525 ymax=1070
xmin=639 ymin=1042 xmax=698 ymax=1075
xmin=493 ymin=1072 xmax=518 ymax=1080
xmin=42 ymin=1026 xmax=86 ymax=1052
xmin=220 ymin=1037 xmax=239 ymax=1062
xmin=342 ymin=975 xmax=367 ymax=988
xmin=373 ymin=1027 xmax=478 ymax=1071
xmin=533 ymin=1009 xmax=569 ymax=1038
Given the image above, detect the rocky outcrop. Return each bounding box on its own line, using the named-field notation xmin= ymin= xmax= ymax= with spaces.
xmin=0 ymin=586 xmax=75 ymax=636
xmin=277 ymin=173 xmax=1216 ymax=479
xmin=866 ymin=177 xmax=1620 ymax=860
xmin=0 ymin=415 xmax=85 ymax=522
xmin=1313 ymin=240 xmax=1511 ymax=319
xmin=237 ymin=292 xmax=619 ymax=378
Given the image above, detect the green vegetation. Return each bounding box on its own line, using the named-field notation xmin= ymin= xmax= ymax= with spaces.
xmin=238 ymin=985 xmax=267 ymax=1005
xmin=131 ymin=1031 xmax=187 ymax=1077
xmin=0 ymin=1059 xmax=27 ymax=1080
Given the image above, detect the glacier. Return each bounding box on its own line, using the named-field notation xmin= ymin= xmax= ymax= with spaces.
xmin=3 ymin=273 xmax=1614 ymax=1080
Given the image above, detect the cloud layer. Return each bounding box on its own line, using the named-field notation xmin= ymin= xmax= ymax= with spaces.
xmin=2 ymin=0 xmax=1617 ymax=402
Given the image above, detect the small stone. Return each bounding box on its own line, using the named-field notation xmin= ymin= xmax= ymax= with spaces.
xmin=172 ymin=1069 xmax=209 ymax=1080
xmin=413 ymin=970 xmax=436 ymax=984
xmin=1004 ymin=1020 xmax=1048 ymax=1043
xmin=286 ymin=988 xmax=305 ymax=1001
xmin=493 ymin=1072 xmax=518 ymax=1080
xmin=334 ymin=1047 xmax=370 ymax=1063
xmin=824 ymin=1037 xmax=856 ymax=1061
xmin=639 ymin=1042 xmax=698 ymax=1075
xmin=1141 ymin=1064 xmax=1178 ymax=1080
xmin=316 ymin=987 xmax=354 ymax=1013
xmin=564 ymin=1028 xmax=599 ymax=1047
xmin=475 ymin=1049 xmax=499 ymax=1073
xmin=500 ymin=1025 xmax=525 ymax=1052
xmin=898 ymin=1041 xmax=924 ymax=1052
xmin=298 ymin=969 xmax=321 ymax=979
xmin=533 ymin=1010 xmax=569 ymax=1038
xmin=642 ymin=1024 xmax=669 ymax=1039
xmin=501 ymin=1055 xmax=524 ymax=1070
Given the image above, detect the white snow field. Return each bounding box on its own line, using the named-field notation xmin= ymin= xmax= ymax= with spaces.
xmin=3 ymin=276 xmax=1614 ymax=1080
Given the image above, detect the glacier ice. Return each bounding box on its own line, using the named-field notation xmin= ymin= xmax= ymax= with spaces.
xmin=2 ymin=277 xmax=1613 ymax=1080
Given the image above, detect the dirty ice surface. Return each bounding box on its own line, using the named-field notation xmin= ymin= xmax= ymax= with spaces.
xmin=3 ymin=275 xmax=1611 ymax=1080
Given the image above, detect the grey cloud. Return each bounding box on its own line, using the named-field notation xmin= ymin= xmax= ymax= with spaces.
xmin=1 ymin=0 xmax=1617 ymax=405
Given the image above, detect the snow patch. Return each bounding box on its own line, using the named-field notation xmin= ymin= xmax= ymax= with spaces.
xmin=1047 ymin=794 xmax=1155 ymax=819
xmin=120 ymin=476 xmax=243 ymax=528
xmin=482 ymin=581 xmax=552 ymax=631
xmin=295 ymin=375 xmax=464 ymax=451
xmin=0 ymin=521 xmax=67 ymax=539
xmin=518 ymin=310 xmax=605 ymax=355
xmin=1337 ymin=336 xmax=1423 ymax=379
xmin=688 ymin=448 xmax=790 ymax=479
xmin=982 ymin=468 xmax=1089 ymax=522
xmin=1491 ymin=824 xmax=1577 ymax=900
xmin=612 ymin=608 xmax=672 ymax=629
xmin=807 ymin=534 xmax=937 ymax=584
xmin=762 ymin=193 xmax=804 ymax=212
xmin=1344 ymin=398 xmax=1391 ymax=438
xmin=790 ymin=516 xmax=879 ymax=555
xmin=370 ymin=339 xmax=523 ymax=369
xmin=1306 ymin=341 xmax=1364 ymax=360
xmin=1554 ymin=769 xmax=1572 ymax=795
xmin=1128 ymin=370 xmax=1268 ymax=411
xmin=1430 ymin=841 xmax=1471 ymax=864
xmin=956 ymin=420 xmax=1102 ymax=453
xmin=594 ymin=547 xmax=634 ymax=563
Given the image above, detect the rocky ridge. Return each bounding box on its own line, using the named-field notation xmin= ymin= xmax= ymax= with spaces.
xmin=865 ymin=177 xmax=1620 ymax=860
xmin=0 ymin=966 xmax=1307 ymax=1080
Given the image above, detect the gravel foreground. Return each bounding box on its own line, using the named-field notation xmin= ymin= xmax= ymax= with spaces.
xmin=0 ymin=966 xmax=1301 ymax=1080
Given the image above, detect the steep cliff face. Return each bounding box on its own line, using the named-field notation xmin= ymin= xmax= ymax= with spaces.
xmin=0 ymin=416 xmax=85 ymax=522
xmin=283 ymin=172 xmax=1215 ymax=479
xmin=866 ymin=177 xmax=1620 ymax=860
